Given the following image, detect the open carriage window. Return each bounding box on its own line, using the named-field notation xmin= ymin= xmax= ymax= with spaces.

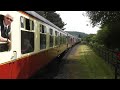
xmin=0 ymin=14 xmax=13 ymax=52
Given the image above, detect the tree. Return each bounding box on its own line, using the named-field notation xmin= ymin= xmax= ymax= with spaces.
xmin=35 ymin=11 xmax=66 ymax=30
xmin=35 ymin=11 xmax=46 ymax=17
xmin=45 ymin=12 xmax=66 ymax=29
xmin=86 ymin=11 xmax=120 ymax=27
xmin=83 ymin=34 xmax=95 ymax=43
xmin=86 ymin=11 xmax=120 ymax=49
xmin=96 ymin=26 xmax=109 ymax=45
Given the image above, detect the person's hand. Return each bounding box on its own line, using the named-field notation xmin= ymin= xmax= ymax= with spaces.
xmin=7 ymin=39 xmax=11 ymax=43
xmin=7 ymin=39 xmax=11 ymax=50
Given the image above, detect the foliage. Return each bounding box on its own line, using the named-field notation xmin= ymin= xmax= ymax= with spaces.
xmin=83 ymin=34 xmax=96 ymax=43
xmin=106 ymin=22 xmax=120 ymax=49
xmin=96 ymin=26 xmax=109 ymax=45
xmin=86 ymin=11 xmax=120 ymax=49
xmin=35 ymin=11 xmax=66 ymax=30
xmin=86 ymin=11 xmax=120 ymax=27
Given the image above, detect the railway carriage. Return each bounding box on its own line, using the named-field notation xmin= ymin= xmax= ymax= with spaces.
xmin=0 ymin=11 xmax=80 ymax=79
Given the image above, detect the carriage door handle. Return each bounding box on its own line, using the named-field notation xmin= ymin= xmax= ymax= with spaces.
xmin=11 ymin=51 xmax=17 ymax=60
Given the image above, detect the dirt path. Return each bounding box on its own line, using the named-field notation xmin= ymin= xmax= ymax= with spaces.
xmin=54 ymin=44 xmax=115 ymax=79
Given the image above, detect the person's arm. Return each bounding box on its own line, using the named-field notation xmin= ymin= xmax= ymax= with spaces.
xmin=8 ymin=32 xmax=11 ymax=39
xmin=0 ymin=36 xmax=10 ymax=43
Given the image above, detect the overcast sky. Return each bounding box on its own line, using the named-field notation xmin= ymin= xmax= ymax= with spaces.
xmin=56 ymin=11 xmax=100 ymax=34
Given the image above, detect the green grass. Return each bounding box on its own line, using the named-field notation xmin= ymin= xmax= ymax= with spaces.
xmin=67 ymin=45 xmax=115 ymax=79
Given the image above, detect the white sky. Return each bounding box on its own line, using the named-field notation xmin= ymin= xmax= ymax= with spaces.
xmin=56 ymin=11 xmax=101 ymax=34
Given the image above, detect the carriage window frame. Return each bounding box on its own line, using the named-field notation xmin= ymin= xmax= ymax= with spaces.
xmin=55 ymin=31 xmax=58 ymax=36
xmin=58 ymin=32 xmax=60 ymax=45
xmin=60 ymin=33 xmax=63 ymax=45
xmin=31 ymin=20 xmax=34 ymax=30
xmin=40 ymin=24 xmax=47 ymax=34
xmin=50 ymin=28 xmax=53 ymax=35
xmin=20 ymin=17 xmax=35 ymax=54
xmin=25 ymin=18 xmax=30 ymax=30
xmin=21 ymin=30 xmax=34 ymax=54
xmin=49 ymin=28 xmax=54 ymax=48
xmin=20 ymin=16 xmax=25 ymax=28
xmin=62 ymin=34 xmax=66 ymax=44
xmin=40 ymin=24 xmax=47 ymax=50
xmin=21 ymin=16 xmax=34 ymax=31
xmin=55 ymin=31 xmax=59 ymax=46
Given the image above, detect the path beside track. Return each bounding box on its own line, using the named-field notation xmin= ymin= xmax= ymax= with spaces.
xmin=54 ymin=44 xmax=115 ymax=79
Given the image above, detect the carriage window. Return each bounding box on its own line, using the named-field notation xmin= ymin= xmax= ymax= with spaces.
xmin=55 ymin=31 xmax=59 ymax=46
xmin=63 ymin=35 xmax=67 ymax=44
xmin=0 ymin=14 xmax=13 ymax=52
xmin=20 ymin=16 xmax=24 ymax=28
xmin=50 ymin=28 xmax=53 ymax=35
xmin=31 ymin=21 xmax=34 ymax=30
xmin=40 ymin=24 xmax=46 ymax=50
xmin=40 ymin=34 xmax=46 ymax=49
xmin=21 ymin=31 xmax=34 ymax=54
xmin=55 ymin=31 xmax=57 ymax=36
xmin=49 ymin=28 xmax=53 ymax=47
xmin=68 ymin=36 xmax=71 ymax=44
xmin=25 ymin=18 xmax=30 ymax=30
xmin=60 ymin=33 xmax=63 ymax=44
xmin=58 ymin=32 xmax=60 ymax=45
xmin=40 ymin=25 xmax=46 ymax=33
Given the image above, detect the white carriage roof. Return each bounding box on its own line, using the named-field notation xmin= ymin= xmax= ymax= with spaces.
xmin=25 ymin=11 xmax=66 ymax=33
xmin=24 ymin=11 xmax=79 ymax=39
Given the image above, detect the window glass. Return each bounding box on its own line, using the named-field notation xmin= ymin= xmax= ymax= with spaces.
xmin=50 ymin=36 xmax=53 ymax=47
xmin=55 ymin=31 xmax=58 ymax=46
xmin=21 ymin=31 xmax=34 ymax=54
xmin=50 ymin=28 xmax=53 ymax=35
xmin=40 ymin=24 xmax=46 ymax=50
xmin=60 ymin=33 xmax=63 ymax=44
xmin=25 ymin=18 xmax=30 ymax=30
xmin=31 ymin=20 xmax=34 ymax=30
xmin=40 ymin=34 xmax=46 ymax=49
xmin=49 ymin=28 xmax=53 ymax=47
xmin=40 ymin=25 xmax=46 ymax=33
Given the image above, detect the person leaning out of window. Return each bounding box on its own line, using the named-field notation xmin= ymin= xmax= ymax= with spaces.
xmin=0 ymin=14 xmax=13 ymax=51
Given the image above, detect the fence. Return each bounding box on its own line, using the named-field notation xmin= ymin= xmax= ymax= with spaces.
xmin=89 ymin=44 xmax=120 ymax=79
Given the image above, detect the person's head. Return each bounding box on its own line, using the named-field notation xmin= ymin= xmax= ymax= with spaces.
xmin=4 ymin=14 xmax=13 ymax=26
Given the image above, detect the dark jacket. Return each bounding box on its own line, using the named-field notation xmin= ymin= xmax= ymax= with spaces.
xmin=0 ymin=15 xmax=10 ymax=52
xmin=0 ymin=18 xmax=10 ymax=39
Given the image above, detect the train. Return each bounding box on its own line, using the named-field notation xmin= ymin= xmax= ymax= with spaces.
xmin=0 ymin=11 xmax=80 ymax=79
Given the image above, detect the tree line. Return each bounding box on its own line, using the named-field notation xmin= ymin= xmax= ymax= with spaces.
xmin=83 ymin=11 xmax=120 ymax=50
xmin=35 ymin=11 xmax=66 ymax=30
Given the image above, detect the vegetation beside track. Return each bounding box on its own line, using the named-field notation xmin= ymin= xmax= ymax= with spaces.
xmin=60 ymin=45 xmax=115 ymax=79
